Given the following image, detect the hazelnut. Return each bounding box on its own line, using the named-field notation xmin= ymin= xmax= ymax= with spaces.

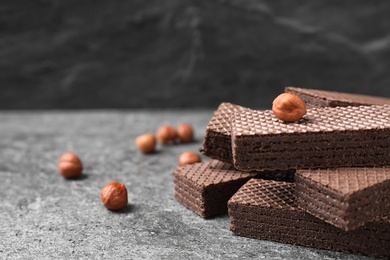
xmin=101 ymin=182 xmax=128 ymax=211
xmin=177 ymin=123 xmax=194 ymax=143
xmin=178 ymin=152 xmax=201 ymax=166
xmin=272 ymin=93 xmax=307 ymax=122
xmin=58 ymin=152 xmax=83 ymax=179
xmin=136 ymin=133 xmax=156 ymax=154
xmin=156 ymin=125 xmax=177 ymax=144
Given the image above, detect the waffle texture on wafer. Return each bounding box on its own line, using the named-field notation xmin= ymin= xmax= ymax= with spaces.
xmin=286 ymin=86 xmax=390 ymax=108
xmin=232 ymin=104 xmax=390 ymax=171
xmin=295 ymin=167 xmax=390 ymax=231
xmin=173 ymin=160 xmax=257 ymax=218
xmin=200 ymin=102 xmax=248 ymax=163
xmin=173 ymin=160 xmax=294 ymax=218
xmin=228 ymin=178 xmax=390 ymax=259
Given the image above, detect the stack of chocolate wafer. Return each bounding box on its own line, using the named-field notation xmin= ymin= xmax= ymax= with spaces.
xmin=173 ymin=87 xmax=390 ymax=258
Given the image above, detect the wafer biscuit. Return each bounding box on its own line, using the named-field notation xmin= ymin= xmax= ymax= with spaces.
xmin=228 ymin=178 xmax=390 ymax=259
xmin=295 ymin=167 xmax=390 ymax=231
xmin=286 ymin=86 xmax=390 ymax=108
xmin=232 ymin=104 xmax=390 ymax=171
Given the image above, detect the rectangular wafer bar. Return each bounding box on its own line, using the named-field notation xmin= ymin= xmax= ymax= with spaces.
xmin=294 ymin=167 xmax=390 ymax=231
xmin=173 ymin=160 xmax=294 ymax=218
xmin=201 ymin=91 xmax=390 ymax=165
xmin=228 ymin=178 xmax=390 ymax=259
xmin=232 ymin=104 xmax=390 ymax=171
xmin=286 ymin=86 xmax=390 ymax=108
xmin=174 ymin=160 xmax=257 ymax=218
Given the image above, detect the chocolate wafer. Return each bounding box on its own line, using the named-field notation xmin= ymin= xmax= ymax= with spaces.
xmin=232 ymin=104 xmax=390 ymax=171
xmin=173 ymin=160 xmax=294 ymax=218
xmin=202 ymin=95 xmax=390 ymax=166
xmin=173 ymin=160 xmax=258 ymax=218
xmin=295 ymin=167 xmax=390 ymax=231
xmin=200 ymin=102 xmax=248 ymax=163
xmin=286 ymin=86 xmax=390 ymax=108
xmin=228 ymin=178 xmax=390 ymax=259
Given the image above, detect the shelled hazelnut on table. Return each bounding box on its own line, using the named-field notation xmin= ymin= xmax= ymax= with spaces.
xmin=101 ymin=182 xmax=128 ymax=211
xmin=178 ymin=151 xmax=201 ymax=166
xmin=136 ymin=133 xmax=156 ymax=154
xmin=156 ymin=125 xmax=177 ymax=144
xmin=177 ymin=123 xmax=194 ymax=143
xmin=58 ymin=152 xmax=83 ymax=179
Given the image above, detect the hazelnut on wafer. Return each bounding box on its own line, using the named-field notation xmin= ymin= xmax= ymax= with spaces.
xmin=272 ymin=93 xmax=306 ymax=122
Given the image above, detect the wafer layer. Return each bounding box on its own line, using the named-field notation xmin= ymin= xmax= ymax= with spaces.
xmin=286 ymin=86 xmax=390 ymax=108
xmin=295 ymin=167 xmax=390 ymax=231
xmin=173 ymin=160 xmax=294 ymax=218
xmin=173 ymin=160 xmax=257 ymax=218
xmin=200 ymin=102 xmax=248 ymax=163
xmin=228 ymin=178 xmax=390 ymax=259
xmin=232 ymin=104 xmax=390 ymax=171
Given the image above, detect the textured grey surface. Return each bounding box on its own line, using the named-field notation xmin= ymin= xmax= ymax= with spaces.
xmin=0 ymin=110 xmax=373 ymax=259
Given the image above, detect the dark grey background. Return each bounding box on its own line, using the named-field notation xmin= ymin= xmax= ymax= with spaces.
xmin=1 ymin=0 xmax=390 ymax=109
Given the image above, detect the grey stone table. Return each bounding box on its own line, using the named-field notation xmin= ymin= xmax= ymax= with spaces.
xmin=0 ymin=110 xmax=372 ymax=260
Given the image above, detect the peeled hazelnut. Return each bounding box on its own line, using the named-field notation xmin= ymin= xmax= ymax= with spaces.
xmin=178 ymin=151 xmax=201 ymax=166
xmin=272 ymin=93 xmax=307 ymax=122
xmin=136 ymin=133 xmax=156 ymax=154
xmin=177 ymin=123 xmax=194 ymax=143
xmin=101 ymin=182 xmax=128 ymax=211
xmin=58 ymin=152 xmax=83 ymax=179
xmin=156 ymin=125 xmax=177 ymax=144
